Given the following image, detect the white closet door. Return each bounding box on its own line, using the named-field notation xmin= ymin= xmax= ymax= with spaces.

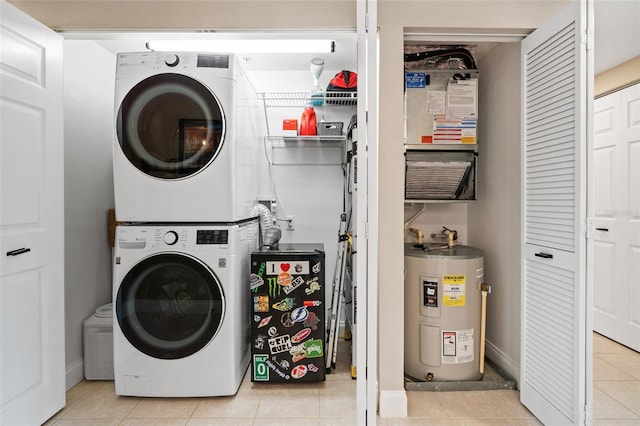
xmin=593 ymin=90 xmax=623 ymax=342
xmin=0 ymin=2 xmax=65 ymax=425
xmin=595 ymin=83 xmax=640 ymax=351
xmin=520 ymin=1 xmax=592 ymax=425
xmin=619 ymin=84 xmax=640 ymax=351
xmin=356 ymin=0 xmax=379 ymax=424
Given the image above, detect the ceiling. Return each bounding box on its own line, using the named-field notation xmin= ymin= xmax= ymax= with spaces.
xmin=85 ymin=1 xmax=639 ymax=75
xmin=593 ymin=0 xmax=640 ymax=74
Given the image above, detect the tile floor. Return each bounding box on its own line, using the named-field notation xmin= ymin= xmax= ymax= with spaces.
xmin=592 ymin=332 xmax=640 ymax=426
xmin=43 ymin=333 xmax=640 ymax=425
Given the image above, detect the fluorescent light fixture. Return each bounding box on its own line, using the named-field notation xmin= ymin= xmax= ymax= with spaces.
xmin=146 ymin=39 xmax=335 ymax=53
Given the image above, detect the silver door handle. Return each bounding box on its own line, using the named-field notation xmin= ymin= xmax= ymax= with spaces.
xmin=6 ymin=248 xmax=30 ymax=256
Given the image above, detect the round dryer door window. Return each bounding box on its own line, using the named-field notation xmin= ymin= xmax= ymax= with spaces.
xmin=116 ymin=253 xmax=225 ymax=359
xmin=117 ymin=73 xmax=225 ymax=179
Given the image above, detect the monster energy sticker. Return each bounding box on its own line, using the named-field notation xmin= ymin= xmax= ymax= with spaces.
xmin=253 ymin=354 xmax=269 ymax=381
xmin=268 ymin=277 xmax=281 ymax=297
xmin=268 ymin=334 xmax=292 ymax=354
xmin=282 ymin=275 xmax=305 ymax=295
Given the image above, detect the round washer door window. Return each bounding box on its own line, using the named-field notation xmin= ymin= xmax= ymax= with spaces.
xmin=116 ymin=73 xmax=225 ymax=179
xmin=116 ymin=253 xmax=225 ymax=359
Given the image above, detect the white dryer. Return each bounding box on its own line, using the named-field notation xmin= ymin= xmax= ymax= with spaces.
xmin=112 ymin=220 xmax=258 ymax=397
xmin=113 ymin=51 xmax=263 ymax=222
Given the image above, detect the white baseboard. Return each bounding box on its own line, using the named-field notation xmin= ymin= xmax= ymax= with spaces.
xmin=379 ymin=389 xmax=408 ymax=418
xmin=485 ymin=338 xmax=520 ymax=386
xmin=65 ymin=359 xmax=84 ymax=391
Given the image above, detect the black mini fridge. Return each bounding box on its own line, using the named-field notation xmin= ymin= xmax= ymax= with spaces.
xmin=250 ymin=243 xmax=325 ymax=382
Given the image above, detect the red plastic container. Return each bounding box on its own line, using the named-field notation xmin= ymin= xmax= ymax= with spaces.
xmin=299 ymin=106 xmax=317 ymax=136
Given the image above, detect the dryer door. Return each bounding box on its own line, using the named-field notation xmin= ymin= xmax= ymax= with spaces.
xmin=116 ymin=73 xmax=225 ymax=179
xmin=116 ymin=252 xmax=225 ymax=359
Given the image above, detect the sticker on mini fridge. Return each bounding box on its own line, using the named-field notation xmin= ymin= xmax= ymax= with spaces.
xmin=253 ymin=354 xmax=269 ymax=381
xmin=268 ymin=335 xmax=292 ymax=354
xmin=282 ymin=275 xmax=305 ymax=295
xmin=266 ymin=261 xmax=310 ymax=275
xmin=254 ymin=295 xmax=269 ymax=312
xmin=291 ymin=364 xmax=308 ymax=379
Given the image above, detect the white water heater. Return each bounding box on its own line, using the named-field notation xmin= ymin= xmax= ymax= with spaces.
xmin=404 ymin=243 xmax=484 ymax=381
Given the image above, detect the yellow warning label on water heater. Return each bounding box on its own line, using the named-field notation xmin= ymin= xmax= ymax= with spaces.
xmin=443 ymin=275 xmax=466 ymax=307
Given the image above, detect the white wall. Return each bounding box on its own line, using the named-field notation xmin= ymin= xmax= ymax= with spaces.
xmin=468 ymin=41 xmax=522 ymax=380
xmin=63 ymin=40 xmax=116 ymax=388
xmin=247 ymin=67 xmax=358 ymax=306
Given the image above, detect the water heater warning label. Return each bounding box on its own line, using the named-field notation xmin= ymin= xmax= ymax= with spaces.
xmin=422 ymin=280 xmax=438 ymax=307
xmin=443 ymin=275 xmax=465 ymax=306
xmin=442 ymin=329 xmax=474 ymax=364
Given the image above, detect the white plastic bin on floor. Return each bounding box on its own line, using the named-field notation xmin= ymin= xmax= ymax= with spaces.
xmin=83 ymin=303 xmax=114 ymax=380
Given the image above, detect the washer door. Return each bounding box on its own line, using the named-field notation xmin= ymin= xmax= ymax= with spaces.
xmin=116 ymin=73 xmax=225 ymax=179
xmin=116 ymin=253 xmax=225 ymax=360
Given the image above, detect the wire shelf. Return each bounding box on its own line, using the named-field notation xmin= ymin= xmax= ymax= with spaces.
xmin=258 ymin=91 xmax=357 ymax=107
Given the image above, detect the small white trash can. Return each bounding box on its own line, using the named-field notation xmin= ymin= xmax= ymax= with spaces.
xmin=83 ymin=303 xmax=114 ymax=380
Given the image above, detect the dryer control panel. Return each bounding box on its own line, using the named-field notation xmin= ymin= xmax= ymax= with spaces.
xmin=196 ymin=229 xmax=228 ymax=245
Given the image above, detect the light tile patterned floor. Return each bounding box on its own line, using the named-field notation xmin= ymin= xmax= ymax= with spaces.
xmin=592 ymin=332 xmax=640 ymax=426
xmin=43 ymin=334 xmax=640 ymax=425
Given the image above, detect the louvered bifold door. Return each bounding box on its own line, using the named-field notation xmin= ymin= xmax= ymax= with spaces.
xmin=520 ymin=1 xmax=591 ymax=425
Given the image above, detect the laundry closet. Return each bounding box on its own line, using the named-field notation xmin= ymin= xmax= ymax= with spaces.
xmin=61 ymin=31 xmax=360 ymax=395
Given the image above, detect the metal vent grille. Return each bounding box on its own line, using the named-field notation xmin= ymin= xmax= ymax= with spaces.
xmin=405 ymin=151 xmax=475 ymax=200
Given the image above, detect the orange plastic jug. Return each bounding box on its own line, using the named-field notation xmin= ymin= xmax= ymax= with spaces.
xmin=299 ymin=106 xmax=317 ymax=136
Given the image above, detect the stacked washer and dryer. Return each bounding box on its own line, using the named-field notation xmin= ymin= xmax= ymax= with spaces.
xmin=112 ymin=51 xmax=262 ymax=397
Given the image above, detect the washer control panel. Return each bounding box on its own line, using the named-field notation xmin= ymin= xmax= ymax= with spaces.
xmin=117 ymin=226 xmax=231 ymax=249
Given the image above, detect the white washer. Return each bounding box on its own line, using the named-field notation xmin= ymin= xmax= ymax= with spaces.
xmin=113 ymin=51 xmax=263 ymax=222
xmin=112 ymin=220 xmax=258 ymax=397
